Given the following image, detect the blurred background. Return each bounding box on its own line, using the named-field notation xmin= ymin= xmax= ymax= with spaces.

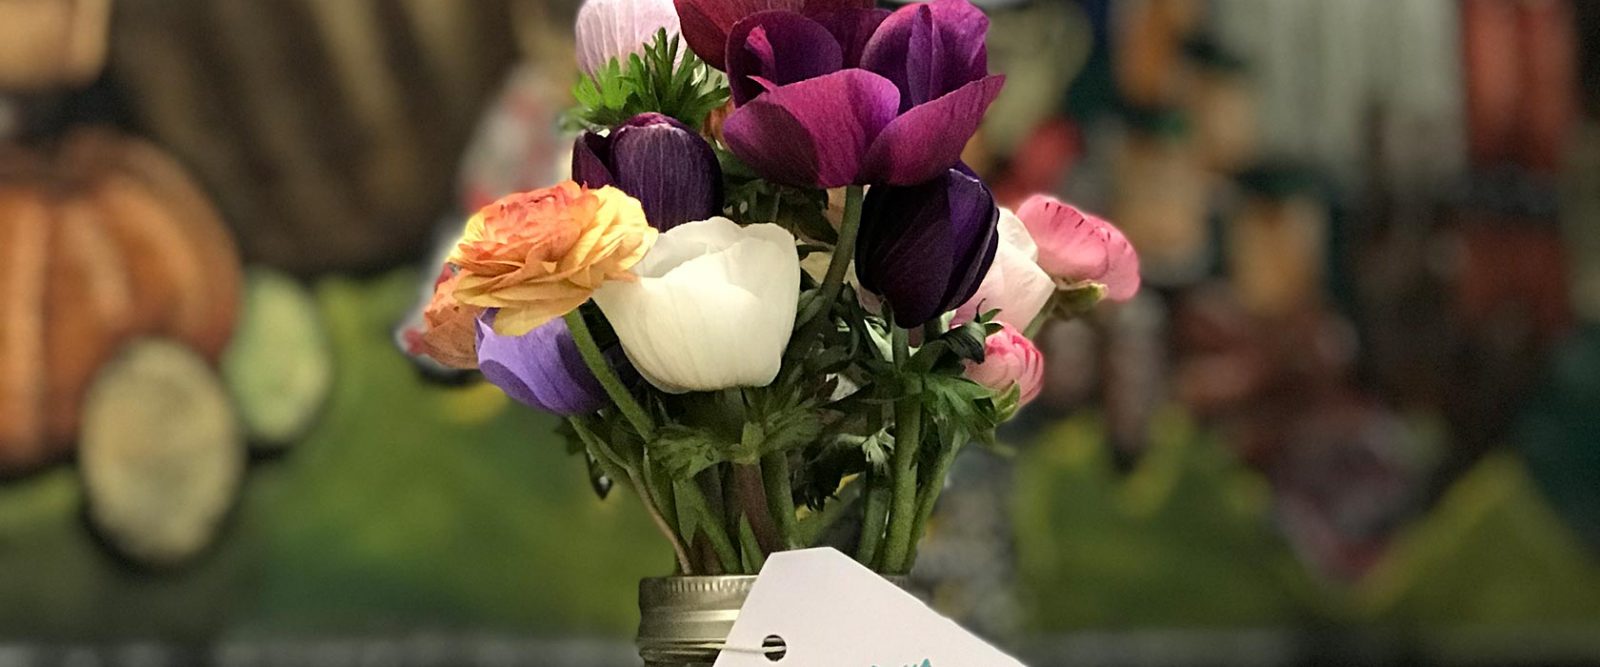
xmin=1 ymin=0 xmax=1598 ymax=664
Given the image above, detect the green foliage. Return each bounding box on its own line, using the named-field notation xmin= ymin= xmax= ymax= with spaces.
xmin=646 ymin=387 xmax=825 ymax=480
xmin=567 ymin=29 xmax=730 ymax=131
xmin=721 ymin=149 xmax=836 ymax=243
xmin=1015 ymin=411 xmax=1322 ymax=630
xmin=650 ymin=423 xmax=731 ymax=479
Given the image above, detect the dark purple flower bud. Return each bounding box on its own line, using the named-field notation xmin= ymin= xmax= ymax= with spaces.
xmin=572 ymin=113 xmax=724 ymax=230
xmin=855 ymin=168 xmax=1000 ymax=328
xmin=475 ymin=312 xmax=627 ymax=416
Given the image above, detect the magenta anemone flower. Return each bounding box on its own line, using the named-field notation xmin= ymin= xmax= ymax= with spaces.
xmin=673 ymin=0 xmax=875 ymax=70
xmin=719 ymin=0 xmax=1005 ymax=188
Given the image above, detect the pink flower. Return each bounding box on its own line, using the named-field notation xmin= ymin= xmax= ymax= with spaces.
xmin=964 ymin=323 xmax=1045 ymax=407
xmin=953 ymin=208 xmax=1054 ymax=330
xmin=1015 ymin=194 xmax=1140 ymax=301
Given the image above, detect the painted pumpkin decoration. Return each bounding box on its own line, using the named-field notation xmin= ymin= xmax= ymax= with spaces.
xmin=0 ymin=130 xmax=241 ymax=474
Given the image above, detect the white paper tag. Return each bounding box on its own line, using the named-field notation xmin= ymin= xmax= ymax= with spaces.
xmin=713 ymin=548 xmax=1026 ymax=667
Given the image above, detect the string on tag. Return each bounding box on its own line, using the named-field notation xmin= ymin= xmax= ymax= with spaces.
xmin=653 ymin=636 xmax=788 ymax=660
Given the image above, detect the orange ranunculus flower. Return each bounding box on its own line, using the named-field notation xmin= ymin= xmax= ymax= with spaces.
xmin=416 ymin=265 xmax=484 ymax=370
xmin=448 ymin=182 xmax=657 ymax=335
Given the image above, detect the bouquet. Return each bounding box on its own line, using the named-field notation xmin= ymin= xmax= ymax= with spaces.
xmin=413 ymin=0 xmax=1140 ymax=577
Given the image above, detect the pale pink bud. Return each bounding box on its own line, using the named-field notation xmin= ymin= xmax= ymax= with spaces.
xmin=1015 ymin=194 xmax=1141 ymax=301
xmin=964 ymin=323 xmax=1046 ymax=407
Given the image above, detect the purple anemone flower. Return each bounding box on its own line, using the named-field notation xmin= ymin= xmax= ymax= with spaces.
xmin=573 ymin=113 xmax=724 ymax=231
xmin=720 ymin=0 xmax=1004 ymax=188
xmin=475 ymin=312 xmax=628 ymax=417
xmin=855 ymin=168 xmax=1000 ymax=328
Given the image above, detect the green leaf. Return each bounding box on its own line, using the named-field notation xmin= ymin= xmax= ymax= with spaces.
xmin=650 ymin=424 xmax=728 ymax=479
xmin=759 ymin=406 xmax=824 ymax=458
xmin=566 ymin=29 xmax=731 ymax=131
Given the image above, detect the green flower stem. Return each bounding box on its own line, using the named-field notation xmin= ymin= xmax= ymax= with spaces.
xmin=677 ymin=479 xmax=741 ymax=574
xmin=644 ymin=457 xmax=679 ymax=543
xmin=570 ymin=417 xmax=693 ymax=574
xmin=797 ymin=185 xmax=866 ymax=346
xmin=761 ymin=452 xmax=802 ymax=550
xmin=732 ymin=462 xmax=783 ymax=554
xmin=737 ymin=516 xmax=767 ymax=572
xmin=563 ymin=309 xmax=655 ymax=440
xmin=854 ymin=469 xmax=891 ymax=566
xmin=880 ymin=326 xmax=923 ymax=574
xmin=902 ymin=434 xmax=970 ymax=569
xmin=1023 ymin=292 xmax=1058 ymax=338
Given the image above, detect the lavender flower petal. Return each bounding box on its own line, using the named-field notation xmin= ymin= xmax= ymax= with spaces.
xmin=475 ymin=315 xmax=612 ymax=416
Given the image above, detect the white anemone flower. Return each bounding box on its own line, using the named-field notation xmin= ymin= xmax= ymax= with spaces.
xmin=593 ymin=218 xmax=800 ymax=394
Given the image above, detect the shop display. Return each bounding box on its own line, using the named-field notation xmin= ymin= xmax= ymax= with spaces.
xmin=1113 ymin=0 xmax=1202 ymax=106
xmin=1228 ymin=166 xmax=1329 ymax=318
xmin=222 ymin=269 xmax=334 ymax=449
xmin=1111 ymin=108 xmax=1210 ymax=286
xmin=1185 ymin=38 xmax=1256 ymax=173
xmin=0 ymin=0 xmax=1594 ymax=661
xmin=0 ymin=131 xmax=240 ymax=474
xmin=1564 ymin=123 xmax=1600 ymax=323
xmin=79 ymin=340 xmax=244 ymax=567
xmin=0 ymin=0 xmax=109 ymax=90
xmin=109 ymin=0 xmax=521 ymax=274
xmin=1461 ymin=0 xmax=1577 ymax=172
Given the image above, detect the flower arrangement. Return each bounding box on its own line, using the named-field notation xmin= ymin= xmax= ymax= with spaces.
xmin=416 ymin=0 xmax=1140 ymax=577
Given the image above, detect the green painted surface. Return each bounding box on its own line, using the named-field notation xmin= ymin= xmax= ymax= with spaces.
xmin=0 ymin=271 xmax=668 ymax=640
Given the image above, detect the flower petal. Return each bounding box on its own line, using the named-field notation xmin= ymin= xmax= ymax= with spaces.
xmin=812 ymin=8 xmax=891 ymax=68
xmin=855 ymin=168 xmax=998 ymax=327
xmin=727 ymin=12 xmax=844 ymax=106
xmin=954 ymin=210 xmax=1052 ymax=329
xmin=475 ymin=314 xmax=612 ymax=415
xmin=861 ymin=75 xmax=1004 ymax=186
xmin=572 ymin=132 xmax=616 ymax=188
xmin=594 ymin=218 xmax=799 ymax=393
xmin=1014 ymin=195 xmax=1142 ymax=302
xmin=577 ymin=0 xmax=683 ymax=76
xmin=609 ymin=114 xmax=724 ymax=230
xmin=723 ymin=69 xmax=901 ymax=188
xmin=964 ymin=323 xmax=1044 ymax=406
xmin=861 ymin=0 xmax=991 ymax=108
xmin=675 ymin=0 xmax=876 ymax=70
xmin=1101 ymin=230 xmax=1142 ymax=302
xmin=937 ymin=173 xmax=1001 ymax=311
